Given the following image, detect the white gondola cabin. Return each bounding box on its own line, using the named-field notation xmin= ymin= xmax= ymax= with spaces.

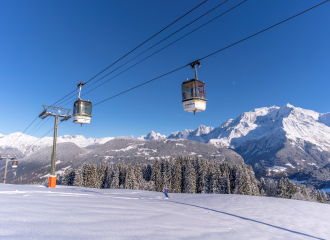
xmin=73 ymin=82 xmax=92 ymax=125
xmin=182 ymin=60 xmax=207 ymax=114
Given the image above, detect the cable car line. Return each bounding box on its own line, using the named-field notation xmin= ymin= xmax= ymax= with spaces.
xmin=83 ymin=0 xmax=209 ymax=85
xmin=94 ymin=65 xmax=188 ymax=106
xmin=92 ymin=0 xmax=329 ymax=107
xmin=198 ymin=0 xmax=330 ymax=62
xmin=27 ymin=119 xmax=43 ymax=135
xmin=76 ymin=0 xmax=229 ymax=91
xmin=25 ymin=122 xmax=63 ymax=155
xmin=48 ymin=0 xmax=210 ymax=108
xmin=31 ymin=117 xmax=51 ymax=136
xmin=56 ymin=0 xmax=247 ymax=108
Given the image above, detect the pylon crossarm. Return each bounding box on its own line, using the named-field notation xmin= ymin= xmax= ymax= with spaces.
xmin=60 ymin=115 xmax=72 ymax=122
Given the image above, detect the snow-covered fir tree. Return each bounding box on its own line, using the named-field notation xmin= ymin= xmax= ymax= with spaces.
xmin=172 ymin=158 xmax=182 ymax=193
xmin=58 ymin=157 xmax=328 ymax=205
xmin=185 ymin=160 xmax=196 ymax=194
xmin=134 ymin=163 xmax=142 ymax=190
xmin=111 ymin=164 xmax=120 ymax=189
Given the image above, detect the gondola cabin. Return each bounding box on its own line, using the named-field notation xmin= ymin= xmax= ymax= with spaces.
xmin=73 ymin=100 xmax=92 ymax=125
xmin=72 ymin=81 xmax=92 ymax=125
xmin=182 ymin=79 xmax=207 ymax=114
xmin=12 ymin=160 xmax=18 ymax=168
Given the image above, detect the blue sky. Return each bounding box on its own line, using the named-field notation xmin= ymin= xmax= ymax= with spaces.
xmin=1 ymin=0 xmax=329 ymax=139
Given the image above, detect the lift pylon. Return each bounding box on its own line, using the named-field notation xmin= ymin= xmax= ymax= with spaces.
xmin=39 ymin=105 xmax=71 ymax=188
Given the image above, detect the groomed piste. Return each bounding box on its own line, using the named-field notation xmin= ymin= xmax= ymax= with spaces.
xmin=0 ymin=184 xmax=329 ymax=239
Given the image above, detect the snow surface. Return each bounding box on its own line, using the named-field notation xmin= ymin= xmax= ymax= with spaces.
xmin=0 ymin=184 xmax=329 ymax=239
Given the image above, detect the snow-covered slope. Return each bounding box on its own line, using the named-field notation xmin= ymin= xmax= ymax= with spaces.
xmin=137 ymin=131 xmax=166 ymax=140
xmin=0 ymin=184 xmax=329 ymax=239
xmin=0 ymin=132 xmax=113 ymax=155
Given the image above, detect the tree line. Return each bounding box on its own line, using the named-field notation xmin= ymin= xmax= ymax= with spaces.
xmin=58 ymin=157 xmax=328 ymax=204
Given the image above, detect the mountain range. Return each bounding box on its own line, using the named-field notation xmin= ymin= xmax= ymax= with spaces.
xmin=2 ymin=103 xmax=330 ymax=186
xmin=139 ymin=104 xmax=330 ymax=181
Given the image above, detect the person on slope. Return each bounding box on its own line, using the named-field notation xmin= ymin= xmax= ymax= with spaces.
xmin=163 ymin=186 xmax=169 ymax=199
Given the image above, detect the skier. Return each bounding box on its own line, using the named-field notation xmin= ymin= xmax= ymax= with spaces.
xmin=163 ymin=186 xmax=169 ymax=199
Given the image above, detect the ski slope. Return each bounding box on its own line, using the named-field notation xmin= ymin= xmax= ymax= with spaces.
xmin=0 ymin=184 xmax=329 ymax=240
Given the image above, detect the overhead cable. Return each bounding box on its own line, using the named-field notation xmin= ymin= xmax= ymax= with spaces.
xmin=93 ymin=0 xmax=329 ymax=106
xmin=59 ymin=0 xmax=245 ymax=107
xmin=51 ymin=0 xmax=209 ymax=107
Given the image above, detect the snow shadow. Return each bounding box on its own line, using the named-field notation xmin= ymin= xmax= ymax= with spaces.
xmin=168 ymin=200 xmax=325 ymax=240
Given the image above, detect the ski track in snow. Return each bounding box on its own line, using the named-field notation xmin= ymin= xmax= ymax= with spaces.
xmin=0 ymin=184 xmax=329 ymax=239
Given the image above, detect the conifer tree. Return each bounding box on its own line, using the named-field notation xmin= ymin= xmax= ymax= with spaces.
xmin=103 ymin=164 xmax=113 ymax=189
xmin=142 ymin=164 xmax=151 ymax=182
xmin=259 ymin=177 xmax=266 ymax=193
xmin=310 ymin=188 xmax=318 ymax=201
xmin=186 ymin=160 xmax=196 ymax=194
xmin=81 ymin=163 xmax=88 ymax=187
xmin=219 ymin=174 xmax=231 ymax=194
xmin=125 ymin=164 xmax=137 ymax=189
xmin=321 ymin=190 xmax=328 ymax=204
xmin=119 ymin=163 xmax=127 ymax=188
xmin=277 ymin=178 xmax=286 ymax=198
xmin=207 ymin=161 xmax=216 ymax=193
xmin=169 ymin=157 xmax=176 ymax=192
xmin=86 ymin=164 xmax=97 ymax=188
xmin=152 ymin=160 xmax=163 ymax=192
xmin=74 ymin=165 xmax=84 ymax=187
xmin=62 ymin=169 xmax=75 ymax=186
xmin=96 ymin=163 xmax=106 ymax=188
xmin=134 ymin=162 xmax=142 ymax=190
xmin=84 ymin=164 xmax=91 ymax=187
xmin=163 ymin=160 xmax=171 ymax=191
xmin=286 ymin=179 xmax=298 ymax=199
xmin=265 ymin=179 xmax=278 ymax=197
xmin=212 ymin=167 xmax=221 ymax=194
xmin=197 ymin=159 xmax=208 ymax=193
xmin=229 ymin=165 xmax=238 ymax=193
xmin=316 ymin=190 xmax=323 ymax=203
xmin=299 ymin=184 xmax=309 ymax=198
xmin=180 ymin=157 xmax=187 ymax=193
xmin=111 ymin=164 xmax=120 ymax=189
xmin=239 ymin=166 xmax=252 ymax=195
xmin=246 ymin=165 xmax=259 ymax=196
xmin=172 ymin=158 xmax=182 ymax=193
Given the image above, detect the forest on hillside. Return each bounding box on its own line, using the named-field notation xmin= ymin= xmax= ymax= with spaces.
xmin=58 ymin=157 xmax=329 ymax=204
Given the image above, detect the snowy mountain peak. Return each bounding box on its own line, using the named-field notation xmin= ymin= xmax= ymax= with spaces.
xmin=165 ymin=104 xmax=330 ymax=161
xmin=137 ymin=131 xmax=167 ymax=140
xmin=195 ymin=125 xmax=214 ymax=136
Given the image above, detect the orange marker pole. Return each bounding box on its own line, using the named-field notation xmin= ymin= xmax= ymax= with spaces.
xmin=49 ymin=176 xmax=57 ymax=188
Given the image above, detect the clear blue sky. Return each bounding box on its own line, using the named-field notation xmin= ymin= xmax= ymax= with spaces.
xmin=1 ymin=0 xmax=329 ymax=139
